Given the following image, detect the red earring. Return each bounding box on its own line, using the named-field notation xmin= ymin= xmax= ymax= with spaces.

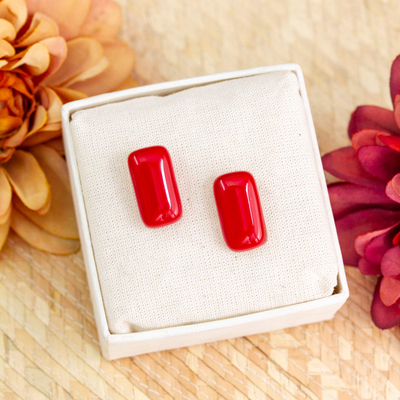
xmin=213 ymin=171 xmax=267 ymax=251
xmin=128 ymin=146 xmax=182 ymax=227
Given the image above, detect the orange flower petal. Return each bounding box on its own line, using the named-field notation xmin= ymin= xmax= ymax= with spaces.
xmin=50 ymin=86 xmax=87 ymax=103
xmin=15 ymin=12 xmax=59 ymax=48
xmin=112 ymin=75 xmax=139 ymax=92
xmin=4 ymin=118 xmax=29 ymax=148
xmin=0 ymin=0 xmax=27 ymax=32
xmin=11 ymin=208 xmax=79 ymax=254
xmin=0 ymin=87 xmax=12 ymax=102
xmin=0 ymin=167 xmax=12 ymax=216
xmin=21 ymin=129 xmax=61 ymax=147
xmin=44 ymin=37 xmax=104 ymax=86
xmin=0 ymin=107 xmax=9 ymax=116
xmin=0 ymin=212 xmax=10 ymax=251
xmin=7 ymin=42 xmax=50 ymax=76
xmin=1 ymin=70 xmax=18 ymax=86
xmin=26 ymin=105 xmax=48 ymax=137
xmin=0 ymin=19 xmax=16 ymax=41
xmin=10 ymin=74 xmax=34 ymax=99
xmin=70 ymin=38 xmax=135 ymax=96
xmin=38 ymin=85 xmax=49 ymax=106
xmin=20 ymin=73 xmax=35 ymax=92
xmin=38 ymin=36 xmax=67 ymax=82
xmin=37 ymin=87 xmax=62 ymax=124
xmin=0 ymin=115 xmax=22 ymax=135
xmin=36 ymin=122 xmax=61 ymax=132
xmin=44 ymin=137 xmax=64 ymax=155
xmin=0 ymin=39 xmax=15 ymax=58
xmin=3 ymin=149 xmax=49 ymax=211
xmin=0 ymin=108 xmax=10 ymax=119
xmin=25 ymin=0 xmax=91 ymax=41
xmin=32 ymin=192 xmax=51 ymax=215
xmin=0 ymin=148 xmax=14 ymax=163
xmin=65 ymin=55 xmax=109 ymax=87
xmin=0 ymin=202 xmax=11 ymax=225
xmin=79 ymin=0 xmax=122 ymax=39
xmin=6 ymin=94 xmax=23 ymax=117
xmin=22 ymin=145 xmax=79 ymax=239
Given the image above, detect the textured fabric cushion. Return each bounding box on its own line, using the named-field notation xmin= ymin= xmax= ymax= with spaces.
xmin=70 ymin=71 xmax=339 ymax=334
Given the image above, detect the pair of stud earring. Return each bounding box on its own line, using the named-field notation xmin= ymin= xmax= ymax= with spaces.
xmin=128 ymin=146 xmax=267 ymax=252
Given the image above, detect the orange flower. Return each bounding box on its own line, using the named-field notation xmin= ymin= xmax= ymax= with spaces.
xmin=0 ymin=0 xmax=136 ymax=254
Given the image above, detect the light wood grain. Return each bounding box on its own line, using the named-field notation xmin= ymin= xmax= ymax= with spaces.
xmin=1 ymin=0 xmax=400 ymax=398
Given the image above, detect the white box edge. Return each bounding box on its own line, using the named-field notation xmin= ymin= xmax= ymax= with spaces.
xmin=61 ymin=63 xmax=349 ymax=360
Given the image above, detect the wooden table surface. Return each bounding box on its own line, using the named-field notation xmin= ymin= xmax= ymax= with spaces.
xmin=1 ymin=0 xmax=400 ymax=399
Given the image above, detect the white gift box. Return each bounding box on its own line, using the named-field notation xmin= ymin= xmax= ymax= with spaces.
xmin=62 ymin=64 xmax=349 ymax=360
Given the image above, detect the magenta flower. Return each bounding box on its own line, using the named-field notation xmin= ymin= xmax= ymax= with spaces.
xmin=322 ymin=55 xmax=400 ymax=329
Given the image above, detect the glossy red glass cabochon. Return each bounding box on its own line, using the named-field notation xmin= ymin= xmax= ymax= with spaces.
xmin=214 ymin=171 xmax=267 ymax=251
xmin=128 ymin=146 xmax=182 ymax=227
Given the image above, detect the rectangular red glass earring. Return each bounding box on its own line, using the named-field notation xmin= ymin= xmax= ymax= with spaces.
xmin=213 ymin=171 xmax=267 ymax=251
xmin=128 ymin=146 xmax=182 ymax=227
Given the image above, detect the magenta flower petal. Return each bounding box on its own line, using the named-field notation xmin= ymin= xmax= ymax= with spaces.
xmin=335 ymin=209 xmax=400 ymax=266
xmin=371 ymin=278 xmax=400 ymax=329
xmin=380 ymin=276 xmax=400 ymax=306
xmin=381 ymin=245 xmax=400 ymax=277
xmin=348 ymin=106 xmax=400 ymax=137
xmin=358 ymin=258 xmax=381 ymax=275
xmin=351 ymin=129 xmax=386 ymax=151
xmin=358 ymin=146 xmax=400 ymax=181
xmin=378 ymin=134 xmax=400 ymax=153
xmin=322 ymin=147 xmax=386 ymax=190
xmin=395 ymin=100 xmax=400 ymax=131
xmin=393 ymin=231 xmax=400 ymax=245
xmin=386 ymin=180 xmax=400 ymax=203
xmin=355 ymin=225 xmax=394 ymax=257
xmin=328 ymin=183 xmax=400 ymax=220
xmin=392 ymin=173 xmax=400 ymax=196
xmin=364 ymin=222 xmax=400 ymax=264
xmin=390 ymin=55 xmax=400 ymax=105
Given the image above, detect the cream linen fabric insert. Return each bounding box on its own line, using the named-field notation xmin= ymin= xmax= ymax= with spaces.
xmin=70 ymin=71 xmax=338 ymax=334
